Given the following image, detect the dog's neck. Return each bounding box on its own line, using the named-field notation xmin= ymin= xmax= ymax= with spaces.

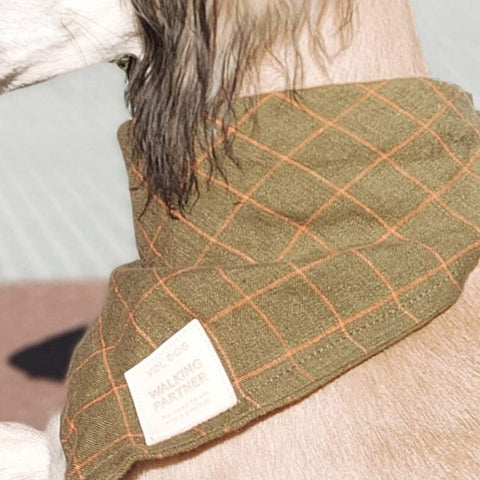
xmin=240 ymin=0 xmax=429 ymax=97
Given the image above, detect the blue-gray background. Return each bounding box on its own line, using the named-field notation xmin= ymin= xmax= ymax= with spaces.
xmin=0 ymin=0 xmax=479 ymax=281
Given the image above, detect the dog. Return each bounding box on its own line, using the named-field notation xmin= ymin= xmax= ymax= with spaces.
xmin=1 ymin=1 xmax=480 ymax=479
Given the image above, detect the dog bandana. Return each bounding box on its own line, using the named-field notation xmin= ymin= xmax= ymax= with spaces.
xmin=61 ymin=78 xmax=480 ymax=480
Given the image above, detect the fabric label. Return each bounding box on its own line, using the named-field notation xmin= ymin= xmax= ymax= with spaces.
xmin=125 ymin=319 xmax=238 ymax=446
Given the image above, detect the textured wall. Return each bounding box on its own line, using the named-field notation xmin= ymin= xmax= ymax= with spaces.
xmin=410 ymin=0 xmax=479 ymax=106
xmin=0 ymin=1 xmax=479 ymax=281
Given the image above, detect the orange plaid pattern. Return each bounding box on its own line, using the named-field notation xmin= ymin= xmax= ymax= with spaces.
xmin=61 ymin=78 xmax=480 ymax=480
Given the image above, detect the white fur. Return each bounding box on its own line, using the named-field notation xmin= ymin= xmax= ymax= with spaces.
xmin=0 ymin=421 xmax=50 ymax=480
xmin=0 ymin=0 xmax=141 ymax=92
xmin=0 ymin=413 xmax=64 ymax=480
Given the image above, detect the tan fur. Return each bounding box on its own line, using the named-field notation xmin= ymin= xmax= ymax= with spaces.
xmin=241 ymin=0 xmax=429 ymax=95
xmin=127 ymin=262 xmax=480 ymax=479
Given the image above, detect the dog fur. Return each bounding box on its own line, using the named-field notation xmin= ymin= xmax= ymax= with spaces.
xmin=0 ymin=0 xmax=141 ymax=93
xmin=1 ymin=0 xmax=479 ymax=479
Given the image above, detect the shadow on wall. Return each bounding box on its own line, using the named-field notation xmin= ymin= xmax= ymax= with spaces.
xmin=8 ymin=327 xmax=87 ymax=381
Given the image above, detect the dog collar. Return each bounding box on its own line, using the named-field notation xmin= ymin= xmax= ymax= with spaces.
xmin=61 ymin=77 xmax=480 ymax=480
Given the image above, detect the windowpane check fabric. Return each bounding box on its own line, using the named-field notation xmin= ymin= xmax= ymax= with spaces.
xmin=61 ymin=78 xmax=480 ymax=480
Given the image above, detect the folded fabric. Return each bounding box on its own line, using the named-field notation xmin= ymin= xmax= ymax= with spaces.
xmin=61 ymin=77 xmax=480 ymax=480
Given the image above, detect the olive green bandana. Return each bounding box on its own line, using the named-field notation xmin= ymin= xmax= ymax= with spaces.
xmin=61 ymin=78 xmax=480 ymax=480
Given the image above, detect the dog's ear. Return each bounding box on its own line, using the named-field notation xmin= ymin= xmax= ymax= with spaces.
xmin=125 ymin=0 xmax=354 ymax=214
xmin=126 ymin=0 xmax=220 ymax=214
xmin=125 ymin=0 xmax=293 ymax=215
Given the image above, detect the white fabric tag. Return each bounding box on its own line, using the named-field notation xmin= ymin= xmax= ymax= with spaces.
xmin=125 ymin=319 xmax=238 ymax=446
